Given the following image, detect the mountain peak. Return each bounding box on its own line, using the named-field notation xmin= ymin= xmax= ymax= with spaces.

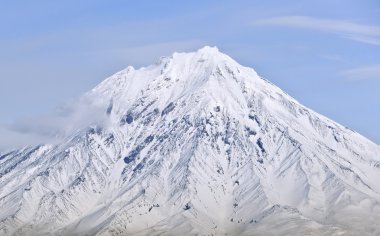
xmin=169 ymin=46 xmax=232 ymax=67
xmin=92 ymin=46 xmax=265 ymax=119
xmin=197 ymin=45 xmax=220 ymax=54
xmin=172 ymin=46 xmax=221 ymax=58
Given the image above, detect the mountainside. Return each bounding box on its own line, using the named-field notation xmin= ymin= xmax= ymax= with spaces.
xmin=1 ymin=46 xmax=380 ymax=236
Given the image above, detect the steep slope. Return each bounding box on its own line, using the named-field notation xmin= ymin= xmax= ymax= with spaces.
xmin=1 ymin=46 xmax=380 ymax=236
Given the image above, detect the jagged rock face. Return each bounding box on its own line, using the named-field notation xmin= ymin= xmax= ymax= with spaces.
xmin=1 ymin=47 xmax=380 ymax=236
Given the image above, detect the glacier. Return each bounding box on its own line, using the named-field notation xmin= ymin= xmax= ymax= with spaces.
xmin=1 ymin=46 xmax=380 ymax=235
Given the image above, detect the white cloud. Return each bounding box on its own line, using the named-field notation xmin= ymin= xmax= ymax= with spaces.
xmin=254 ymin=16 xmax=380 ymax=46
xmin=0 ymin=126 xmax=51 ymax=151
xmin=0 ymin=94 xmax=109 ymax=151
xmin=341 ymin=65 xmax=380 ymax=81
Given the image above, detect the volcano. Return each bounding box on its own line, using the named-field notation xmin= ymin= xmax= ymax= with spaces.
xmin=1 ymin=46 xmax=380 ymax=235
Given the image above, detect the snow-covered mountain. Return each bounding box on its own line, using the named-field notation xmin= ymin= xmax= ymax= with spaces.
xmin=1 ymin=46 xmax=380 ymax=236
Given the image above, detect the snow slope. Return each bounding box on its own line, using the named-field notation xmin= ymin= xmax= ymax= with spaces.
xmin=1 ymin=46 xmax=380 ymax=236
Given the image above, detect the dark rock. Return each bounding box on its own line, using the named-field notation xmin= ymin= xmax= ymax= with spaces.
xmin=161 ymin=102 xmax=175 ymax=116
xmin=184 ymin=203 xmax=191 ymax=210
xmin=121 ymin=113 xmax=134 ymax=125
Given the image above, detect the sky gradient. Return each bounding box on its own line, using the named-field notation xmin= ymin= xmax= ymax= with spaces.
xmin=0 ymin=0 xmax=379 ymax=145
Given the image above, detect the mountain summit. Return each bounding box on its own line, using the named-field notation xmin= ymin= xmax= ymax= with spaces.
xmin=1 ymin=47 xmax=380 ymax=235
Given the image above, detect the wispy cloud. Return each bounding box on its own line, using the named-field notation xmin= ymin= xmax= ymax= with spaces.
xmin=0 ymin=95 xmax=109 ymax=151
xmin=0 ymin=126 xmax=51 ymax=151
xmin=254 ymin=16 xmax=380 ymax=46
xmin=319 ymin=53 xmax=344 ymax=62
xmin=341 ymin=65 xmax=380 ymax=81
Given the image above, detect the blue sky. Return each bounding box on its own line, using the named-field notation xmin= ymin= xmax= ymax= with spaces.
xmin=0 ymin=0 xmax=379 ymax=145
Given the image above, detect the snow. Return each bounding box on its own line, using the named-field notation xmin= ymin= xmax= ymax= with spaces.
xmin=1 ymin=46 xmax=380 ymax=235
